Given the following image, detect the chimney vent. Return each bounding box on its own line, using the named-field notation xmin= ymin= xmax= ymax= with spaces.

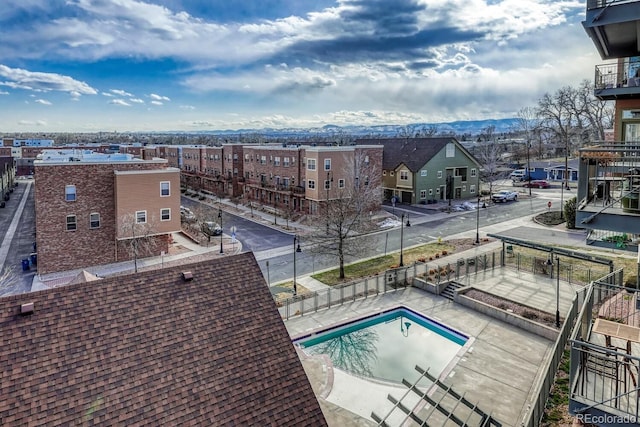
xmin=20 ymin=302 xmax=34 ymax=315
xmin=182 ymin=271 xmax=193 ymax=281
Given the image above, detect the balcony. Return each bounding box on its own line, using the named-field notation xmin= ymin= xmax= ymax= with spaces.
xmin=577 ymin=144 xmax=640 ymax=237
xmin=583 ymin=0 xmax=640 ymax=60
xmin=569 ymin=273 xmax=640 ymax=427
xmin=594 ymin=62 xmax=640 ymax=100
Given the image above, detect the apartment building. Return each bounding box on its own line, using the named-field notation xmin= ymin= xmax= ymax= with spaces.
xmin=569 ymin=2 xmax=640 ymax=424
xmin=34 ymin=149 xmax=181 ymax=274
xmin=357 ymin=137 xmax=480 ymax=205
xmin=241 ymin=144 xmax=383 ymax=215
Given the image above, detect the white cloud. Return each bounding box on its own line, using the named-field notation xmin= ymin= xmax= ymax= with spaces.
xmin=129 ymin=98 xmax=145 ymax=104
xmin=149 ymin=93 xmax=170 ymax=101
xmin=150 ymin=100 xmax=163 ymax=105
xmin=0 ymin=64 xmax=97 ymax=94
xmin=111 ymin=89 xmax=133 ymax=97
xmin=34 ymin=98 xmax=51 ymax=105
xmin=179 ymin=105 xmax=195 ymax=110
xmin=109 ymin=99 xmax=131 ymax=106
xmin=101 ymin=92 xmax=114 ymax=97
xmin=0 ymin=90 xmax=8 ymax=95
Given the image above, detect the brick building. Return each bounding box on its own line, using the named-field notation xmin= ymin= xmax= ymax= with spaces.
xmin=34 ymin=150 xmax=181 ymax=274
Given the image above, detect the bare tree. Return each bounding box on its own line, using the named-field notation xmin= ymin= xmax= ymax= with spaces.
xmin=575 ymin=80 xmax=614 ymax=142
xmin=513 ymin=106 xmax=539 ymax=192
xmin=308 ymin=152 xmax=382 ymax=279
xmin=536 ymin=86 xmax=581 ymax=191
xmin=118 ymin=212 xmax=160 ymax=273
xmin=475 ymin=142 xmax=504 ymax=196
xmin=191 ymin=203 xmax=222 ymax=245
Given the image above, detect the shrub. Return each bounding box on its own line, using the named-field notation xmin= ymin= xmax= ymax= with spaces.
xmin=522 ymin=310 xmax=539 ymax=320
xmin=429 ymin=256 xmax=433 ymax=261
xmin=429 ymin=269 xmax=436 ymax=275
xmin=435 ymin=253 xmax=440 ymax=258
xmin=417 ymin=256 xmax=427 ymax=263
xmin=441 ymin=250 xmax=448 ymax=256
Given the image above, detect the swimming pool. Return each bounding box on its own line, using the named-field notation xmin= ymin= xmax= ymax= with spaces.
xmin=295 ymin=306 xmax=468 ymax=385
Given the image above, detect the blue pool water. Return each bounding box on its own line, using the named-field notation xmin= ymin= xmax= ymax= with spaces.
xmin=295 ymin=307 xmax=468 ymax=384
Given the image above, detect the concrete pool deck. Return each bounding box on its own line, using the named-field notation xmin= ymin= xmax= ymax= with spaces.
xmin=284 ymin=266 xmax=579 ymax=427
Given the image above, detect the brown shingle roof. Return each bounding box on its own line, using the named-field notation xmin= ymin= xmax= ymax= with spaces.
xmin=0 ymin=252 xmax=326 ymax=426
xmin=356 ymin=137 xmax=454 ymax=172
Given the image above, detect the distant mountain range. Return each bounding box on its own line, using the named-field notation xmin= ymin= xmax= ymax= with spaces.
xmin=167 ymin=118 xmax=520 ymax=139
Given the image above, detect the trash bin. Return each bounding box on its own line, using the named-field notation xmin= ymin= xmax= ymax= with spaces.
xmin=21 ymin=259 xmax=30 ymax=271
xmin=30 ymin=253 xmax=37 ymax=266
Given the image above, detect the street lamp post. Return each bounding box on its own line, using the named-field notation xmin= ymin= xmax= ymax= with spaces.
xmin=326 ymin=171 xmax=333 ymax=233
xmin=556 ymin=256 xmax=561 ymax=327
xmin=475 ymin=194 xmax=481 ymax=245
xmin=526 ymin=141 xmax=532 ymax=197
xmin=218 ymin=209 xmax=223 ymax=254
xmin=400 ymin=213 xmax=405 ymax=267
xmin=293 ymin=235 xmax=302 ymax=295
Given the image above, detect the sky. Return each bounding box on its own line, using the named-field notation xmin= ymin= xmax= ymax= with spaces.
xmin=0 ymin=0 xmax=602 ymax=133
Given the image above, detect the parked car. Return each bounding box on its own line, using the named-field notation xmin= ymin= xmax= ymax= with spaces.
xmin=523 ymin=180 xmax=550 ymax=189
xmin=202 ymin=221 xmax=222 ymax=236
xmin=180 ymin=207 xmax=196 ymax=223
xmin=491 ymin=190 xmax=518 ymax=203
xmin=509 ymin=169 xmax=527 ymax=181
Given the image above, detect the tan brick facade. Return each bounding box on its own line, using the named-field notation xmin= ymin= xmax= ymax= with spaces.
xmin=34 ymin=159 xmax=180 ymax=274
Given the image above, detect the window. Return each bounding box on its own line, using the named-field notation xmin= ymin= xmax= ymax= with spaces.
xmin=390 ymin=171 xmax=395 ymax=177
xmin=160 ymin=181 xmax=170 ymax=197
xmin=324 ymin=158 xmax=331 ymax=170
xmin=470 ymin=185 xmax=476 ymax=194
xmin=307 ymin=159 xmax=316 ymax=170
xmin=324 ymin=180 xmax=331 ymax=190
xmin=339 ymin=179 xmax=345 ymax=188
xmin=284 ymin=157 xmax=290 ymax=167
xmin=420 ymin=190 xmax=427 ymax=199
xmin=65 ymin=185 xmax=76 ymax=202
xmin=66 ymin=215 xmax=77 ymax=231
xmin=308 ymin=180 xmax=315 ymax=189
xmin=260 ymin=156 xmax=266 ymax=165
xmin=383 ymin=170 xmax=386 ymax=176
xmin=364 ymin=155 xmax=370 ymax=165
xmin=471 ymin=168 xmax=477 ymax=177
xmin=89 ymin=213 xmax=100 ymax=229
xmin=274 ymin=156 xmax=280 ymax=166
xmin=161 ymin=208 xmax=171 ymax=221
xmin=446 ymin=143 xmax=455 ymax=157
xmin=429 ymin=189 xmax=433 ymax=195
xmin=437 ymin=171 xmax=443 ymax=179
xmin=421 ymin=170 xmax=427 ymax=177
xmin=136 ymin=210 xmax=147 ymax=224
xmin=400 ymin=171 xmax=409 ymax=181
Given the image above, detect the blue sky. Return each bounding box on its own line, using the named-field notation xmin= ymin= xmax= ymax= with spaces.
xmin=0 ymin=0 xmax=601 ymax=132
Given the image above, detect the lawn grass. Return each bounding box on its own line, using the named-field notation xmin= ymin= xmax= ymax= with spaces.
xmin=311 ymin=241 xmax=458 ymax=286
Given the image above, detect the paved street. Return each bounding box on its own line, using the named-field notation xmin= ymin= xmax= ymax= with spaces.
xmin=0 ymin=179 xmax=36 ymax=296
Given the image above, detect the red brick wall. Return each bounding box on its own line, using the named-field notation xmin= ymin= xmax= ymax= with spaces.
xmin=34 ymin=162 xmax=174 ymax=274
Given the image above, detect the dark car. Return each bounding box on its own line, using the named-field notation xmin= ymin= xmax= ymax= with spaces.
xmin=523 ymin=180 xmax=550 ymax=189
xmin=202 ymin=221 xmax=222 ymax=236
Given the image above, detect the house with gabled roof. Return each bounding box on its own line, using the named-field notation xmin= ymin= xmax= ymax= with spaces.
xmin=0 ymin=252 xmax=327 ymax=426
xmin=356 ymin=137 xmax=481 ymax=205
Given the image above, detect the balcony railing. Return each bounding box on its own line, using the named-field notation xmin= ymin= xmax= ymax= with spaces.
xmin=594 ymin=62 xmax=640 ymax=99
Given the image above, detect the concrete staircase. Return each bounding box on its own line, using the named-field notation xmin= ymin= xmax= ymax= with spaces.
xmin=441 ymin=281 xmax=464 ymax=300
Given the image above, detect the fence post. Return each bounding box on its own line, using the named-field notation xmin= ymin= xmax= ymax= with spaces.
xmin=327 ymin=288 xmax=331 ymax=309
xmin=365 ymin=277 xmax=368 ymax=298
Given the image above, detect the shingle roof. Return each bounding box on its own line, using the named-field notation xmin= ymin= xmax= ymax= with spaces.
xmin=356 ymin=137 xmax=454 ymax=172
xmin=0 ymin=252 xmax=326 ymax=426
